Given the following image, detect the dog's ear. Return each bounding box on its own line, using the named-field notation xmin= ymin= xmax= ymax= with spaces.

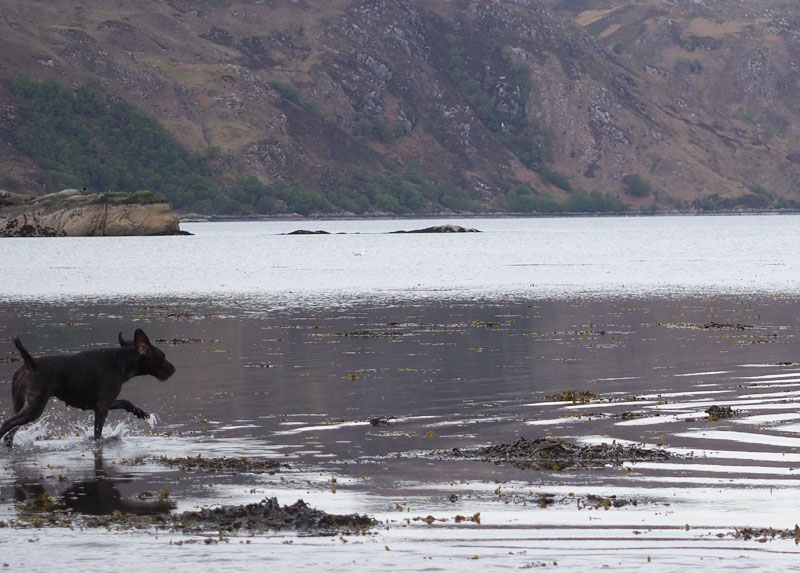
xmin=133 ymin=329 xmax=152 ymax=355
xmin=118 ymin=332 xmax=133 ymax=347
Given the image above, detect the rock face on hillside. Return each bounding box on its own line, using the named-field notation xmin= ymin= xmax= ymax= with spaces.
xmin=2 ymin=1 xmax=800 ymax=213
xmin=0 ymin=190 xmax=182 ymax=237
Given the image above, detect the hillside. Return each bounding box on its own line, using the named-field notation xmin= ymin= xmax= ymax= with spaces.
xmin=0 ymin=0 xmax=799 ymax=215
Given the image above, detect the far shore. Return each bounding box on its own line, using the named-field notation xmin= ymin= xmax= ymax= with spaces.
xmin=178 ymin=208 xmax=800 ymax=223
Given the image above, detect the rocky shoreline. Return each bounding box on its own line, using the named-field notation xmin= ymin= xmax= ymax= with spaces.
xmin=0 ymin=189 xmax=184 ymax=237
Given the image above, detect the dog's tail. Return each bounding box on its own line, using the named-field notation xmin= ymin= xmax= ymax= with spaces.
xmin=13 ymin=338 xmax=36 ymax=368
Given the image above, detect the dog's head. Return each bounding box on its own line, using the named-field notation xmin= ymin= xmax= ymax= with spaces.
xmin=119 ymin=329 xmax=176 ymax=381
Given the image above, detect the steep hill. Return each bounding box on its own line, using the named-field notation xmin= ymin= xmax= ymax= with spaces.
xmin=544 ymin=0 xmax=800 ymax=211
xmin=1 ymin=0 xmax=799 ymax=214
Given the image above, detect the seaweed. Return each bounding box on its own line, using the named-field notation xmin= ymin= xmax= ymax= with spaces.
xmin=176 ymin=497 xmax=376 ymax=535
xmin=705 ymin=405 xmax=737 ymax=420
xmin=156 ymin=455 xmax=286 ymax=474
xmin=8 ymin=491 xmax=374 ymax=536
xmin=440 ymin=437 xmax=671 ymax=471
xmin=734 ymin=525 xmax=800 ymax=543
xmin=546 ymin=390 xmax=600 ymax=403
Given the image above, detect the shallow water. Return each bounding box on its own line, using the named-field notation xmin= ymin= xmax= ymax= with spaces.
xmin=3 ymin=297 xmax=800 ymax=570
xmin=2 ymin=217 xmax=800 ymax=571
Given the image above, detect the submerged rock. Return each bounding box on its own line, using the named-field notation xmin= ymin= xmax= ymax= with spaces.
xmin=0 ymin=190 xmax=183 ymax=237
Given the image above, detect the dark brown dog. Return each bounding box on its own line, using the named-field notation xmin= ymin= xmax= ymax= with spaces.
xmin=1 ymin=329 xmax=175 ymax=447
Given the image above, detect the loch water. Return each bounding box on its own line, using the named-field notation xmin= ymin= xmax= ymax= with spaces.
xmin=2 ymin=215 xmax=800 ymax=572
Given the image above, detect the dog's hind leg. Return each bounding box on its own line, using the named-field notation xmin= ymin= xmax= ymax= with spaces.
xmin=110 ymin=399 xmax=150 ymax=420
xmin=0 ymin=400 xmax=49 ymax=447
xmin=2 ymin=374 xmax=46 ymax=447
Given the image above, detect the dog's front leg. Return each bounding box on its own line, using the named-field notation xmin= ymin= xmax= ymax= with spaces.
xmin=93 ymin=407 xmax=109 ymax=440
xmin=110 ymin=399 xmax=150 ymax=420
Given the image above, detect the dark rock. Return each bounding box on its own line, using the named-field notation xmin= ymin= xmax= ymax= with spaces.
xmin=394 ymin=224 xmax=480 ymax=234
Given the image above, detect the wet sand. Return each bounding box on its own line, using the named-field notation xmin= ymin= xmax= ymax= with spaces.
xmin=2 ymin=295 xmax=800 ymax=570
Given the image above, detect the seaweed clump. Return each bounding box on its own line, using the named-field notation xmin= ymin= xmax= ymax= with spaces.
xmin=441 ymin=437 xmax=671 ymax=471
xmin=176 ymin=497 xmax=376 ymax=535
xmin=734 ymin=525 xmax=800 ymax=543
xmin=547 ymin=390 xmax=600 ymax=403
xmin=157 ymin=455 xmax=285 ymax=474
xmin=705 ymin=405 xmax=736 ymax=421
xmin=5 ymin=496 xmax=376 ymax=536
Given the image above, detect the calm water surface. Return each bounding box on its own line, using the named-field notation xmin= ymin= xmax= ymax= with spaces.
xmin=1 ymin=216 xmax=800 ymax=571
xmin=1 ymin=215 xmax=798 ymax=301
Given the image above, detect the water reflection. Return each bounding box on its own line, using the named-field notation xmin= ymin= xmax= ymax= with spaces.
xmin=13 ymin=449 xmax=175 ymax=518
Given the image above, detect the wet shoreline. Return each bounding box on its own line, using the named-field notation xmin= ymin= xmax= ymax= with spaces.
xmin=2 ymin=295 xmax=800 ymax=569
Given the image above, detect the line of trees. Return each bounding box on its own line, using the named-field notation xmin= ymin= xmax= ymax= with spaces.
xmin=10 ymin=78 xmax=227 ymax=212
xmin=9 ymin=77 xmax=632 ymax=215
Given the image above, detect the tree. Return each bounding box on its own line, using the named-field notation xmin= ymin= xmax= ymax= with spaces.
xmin=622 ymin=173 xmax=653 ymax=198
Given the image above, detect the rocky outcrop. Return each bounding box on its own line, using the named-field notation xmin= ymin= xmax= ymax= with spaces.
xmin=394 ymin=225 xmax=480 ymax=233
xmin=286 ymin=229 xmax=331 ymax=235
xmin=0 ymin=189 xmax=182 ymax=237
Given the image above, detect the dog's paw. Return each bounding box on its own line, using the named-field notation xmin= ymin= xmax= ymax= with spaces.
xmin=147 ymin=413 xmax=158 ymax=427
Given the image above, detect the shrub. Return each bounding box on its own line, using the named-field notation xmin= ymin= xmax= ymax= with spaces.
xmin=622 ymin=173 xmax=653 ymax=198
xmin=10 ymin=77 xmax=223 ymax=212
xmin=564 ymin=190 xmax=626 ymax=213
xmin=506 ymin=190 xmax=560 ymax=213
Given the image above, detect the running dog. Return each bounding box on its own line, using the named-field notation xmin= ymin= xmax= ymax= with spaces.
xmin=0 ymin=329 xmax=175 ymax=447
